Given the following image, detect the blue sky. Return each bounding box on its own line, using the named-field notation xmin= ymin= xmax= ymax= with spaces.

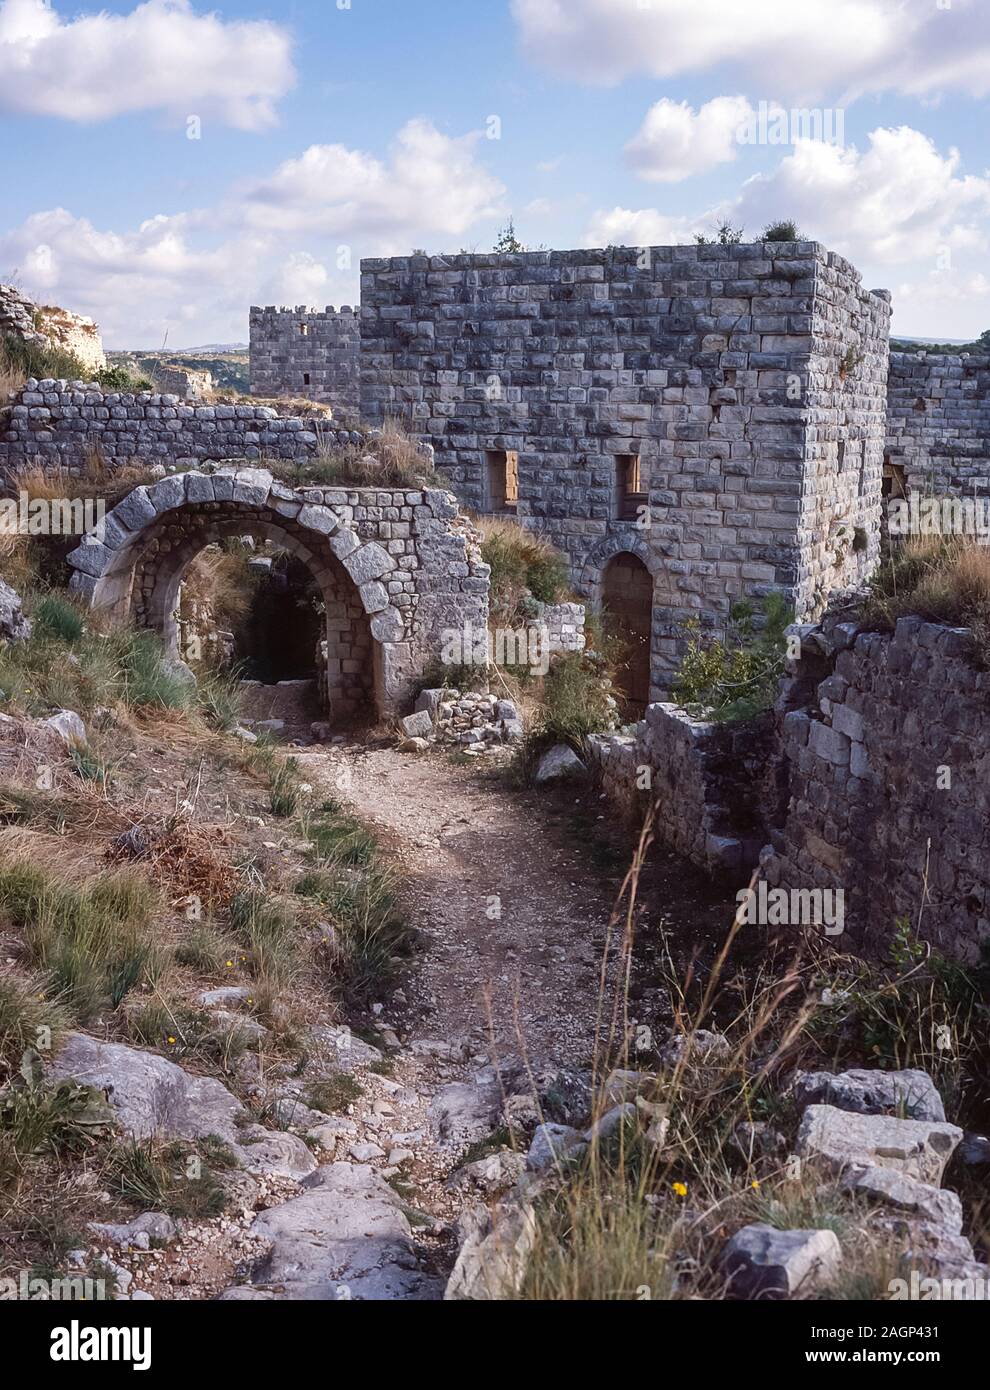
xmin=1 ymin=0 xmax=989 ymax=347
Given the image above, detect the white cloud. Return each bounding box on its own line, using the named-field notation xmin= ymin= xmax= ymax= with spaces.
xmin=0 ymin=120 xmax=505 ymax=344
xmin=261 ymin=253 xmax=332 ymax=310
xmin=625 ymin=96 xmax=755 ymax=183
xmin=586 ymin=127 xmax=990 ymax=265
xmin=0 ymin=0 xmax=295 ymax=130
xmin=0 ymin=206 xmax=263 ymax=343
xmin=583 ymin=126 xmax=990 ymax=338
xmin=583 ymin=207 xmax=701 ymax=248
xmin=733 ymin=126 xmax=990 ymax=265
xmin=240 ymin=119 xmax=505 ymax=243
xmin=511 ymin=0 xmax=990 ymax=102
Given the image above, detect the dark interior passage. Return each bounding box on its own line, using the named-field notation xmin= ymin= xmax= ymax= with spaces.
xmin=235 ymin=554 xmax=322 ymax=684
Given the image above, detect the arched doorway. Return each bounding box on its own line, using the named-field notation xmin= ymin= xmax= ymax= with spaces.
xmin=602 ymin=552 xmax=654 ymax=717
xmin=64 ymin=472 xmax=408 ymax=728
xmin=139 ymin=515 xmax=377 ymax=728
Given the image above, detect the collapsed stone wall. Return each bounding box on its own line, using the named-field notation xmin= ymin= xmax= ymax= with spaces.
xmin=0 ymin=283 xmax=105 ymax=373
xmin=885 ymin=352 xmax=990 ymax=494
xmin=361 ymin=243 xmax=891 ymax=693
xmin=250 ymin=306 xmax=361 ymax=425
xmin=0 ymin=377 xmax=356 ymax=473
xmin=590 ymin=604 xmax=990 ymax=964
xmin=153 ymin=363 xmax=214 ymax=401
xmin=540 ymin=601 xmax=586 ymax=654
xmin=761 ymin=615 xmax=990 ymax=964
xmin=588 ymin=703 xmax=779 ymax=878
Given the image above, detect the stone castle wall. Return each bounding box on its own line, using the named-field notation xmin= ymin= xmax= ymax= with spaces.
xmin=153 ymin=363 xmax=214 ymax=401
xmin=360 ymin=243 xmax=891 ymax=692
xmin=761 ymin=614 xmax=990 ymax=965
xmin=0 ymin=377 xmax=357 ymax=473
xmin=250 ymin=306 xmax=361 ymax=425
xmin=0 ymin=283 xmax=105 ymax=374
xmin=885 ymin=352 xmax=990 ymax=495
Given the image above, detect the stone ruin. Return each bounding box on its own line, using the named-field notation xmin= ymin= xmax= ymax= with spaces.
xmin=64 ymin=467 xmax=489 ymax=726
xmin=0 ymin=282 xmax=106 ymax=374
xmin=361 ymin=242 xmax=893 ymax=694
xmin=249 ymin=304 xmax=361 ymax=426
xmin=885 ymin=350 xmax=990 ymax=498
xmin=5 ymin=241 xmax=990 ymax=709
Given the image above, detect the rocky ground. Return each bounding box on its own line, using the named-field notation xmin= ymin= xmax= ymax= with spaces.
xmin=3 ymin=670 xmax=988 ymax=1302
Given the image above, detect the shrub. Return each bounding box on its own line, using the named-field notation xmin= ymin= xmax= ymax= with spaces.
xmin=477 ymin=517 xmax=572 ymax=620
xmin=302 ymin=1075 xmax=363 ymax=1114
xmin=271 ymin=419 xmax=441 ymax=488
xmin=533 ymin=650 xmax=618 ymax=746
xmin=94 ymin=365 xmax=154 ymax=392
xmin=107 ymin=1138 xmax=228 ymax=1219
xmin=0 ymin=1052 xmax=116 ymax=1160
xmin=0 ymin=975 xmax=69 ymax=1084
xmin=306 ymin=801 xmax=378 ymax=868
xmin=174 ymin=924 xmax=240 ymax=976
xmin=196 ymin=668 xmax=243 ymax=732
xmin=120 ymin=630 xmax=194 ymax=711
xmin=0 ymin=602 xmax=194 ymax=718
xmin=32 ymin=594 xmax=85 ymax=644
xmin=672 ymin=593 xmax=793 ymax=721
xmin=229 ymin=890 xmax=299 ymax=989
xmin=300 ymin=859 xmax=414 ymax=1004
xmin=0 ymin=333 xmax=88 ymax=389
xmin=763 ymin=219 xmax=802 ymax=242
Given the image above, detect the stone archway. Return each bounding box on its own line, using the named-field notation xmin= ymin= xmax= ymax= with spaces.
xmin=139 ymin=513 xmax=376 ymax=724
xmin=65 ymin=469 xmax=408 ymax=722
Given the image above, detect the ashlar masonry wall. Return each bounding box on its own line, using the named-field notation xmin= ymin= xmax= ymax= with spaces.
xmin=66 ymin=468 xmax=489 ymax=721
xmin=885 ymin=352 xmax=990 ymax=495
xmin=588 ymin=702 xmax=780 ymax=879
xmin=250 ymin=306 xmax=361 ymax=425
xmin=361 ymin=243 xmax=891 ymax=693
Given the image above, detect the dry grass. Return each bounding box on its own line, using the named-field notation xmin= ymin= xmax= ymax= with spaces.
xmin=180 ymin=541 xmax=258 ymax=634
xmin=0 ymin=340 xmax=26 ymax=407
xmin=475 ymin=514 xmax=573 ymax=619
xmin=863 ymin=536 xmax=990 ymax=662
xmin=269 ymin=417 xmax=442 ymax=488
xmin=511 ymin=810 xmax=988 ymax=1300
xmin=11 ymin=456 xmax=158 ymax=509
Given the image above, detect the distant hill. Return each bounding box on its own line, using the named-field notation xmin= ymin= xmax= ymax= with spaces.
xmin=892 ymin=333 xmax=990 ymax=354
xmin=108 ymin=348 xmax=249 ymax=394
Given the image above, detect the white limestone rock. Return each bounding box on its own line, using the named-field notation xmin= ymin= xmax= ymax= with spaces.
xmin=796 ymin=1104 xmax=962 ymax=1184
xmin=723 ymin=1224 xmax=842 ymax=1300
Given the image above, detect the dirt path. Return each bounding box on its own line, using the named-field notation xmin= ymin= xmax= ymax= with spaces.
xmin=297 ymin=743 xmax=618 ymax=1069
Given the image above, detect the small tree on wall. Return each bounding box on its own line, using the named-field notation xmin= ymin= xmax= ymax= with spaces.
xmin=694 ymin=220 xmax=744 ymax=246
xmin=494 ymin=218 xmax=525 ymax=253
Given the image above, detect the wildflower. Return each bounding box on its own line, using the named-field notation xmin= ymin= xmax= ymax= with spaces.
xmin=672 ymin=1182 xmax=688 ymax=1198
